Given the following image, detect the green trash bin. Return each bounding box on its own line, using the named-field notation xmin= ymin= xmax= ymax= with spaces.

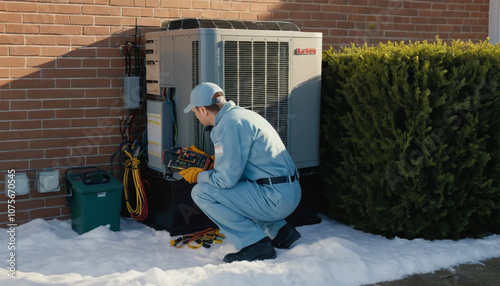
xmin=65 ymin=167 xmax=123 ymax=234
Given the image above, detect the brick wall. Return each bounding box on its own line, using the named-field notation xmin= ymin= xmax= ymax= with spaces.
xmin=0 ymin=0 xmax=490 ymax=227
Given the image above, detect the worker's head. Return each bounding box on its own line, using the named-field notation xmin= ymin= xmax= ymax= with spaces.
xmin=184 ymin=82 xmax=227 ymax=126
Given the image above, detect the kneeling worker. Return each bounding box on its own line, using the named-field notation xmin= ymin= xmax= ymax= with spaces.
xmin=180 ymin=82 xmax=302 ymax=263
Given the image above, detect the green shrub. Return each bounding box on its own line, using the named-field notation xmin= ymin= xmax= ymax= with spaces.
xmin=320 ymin=38 xmax=500 ymax=240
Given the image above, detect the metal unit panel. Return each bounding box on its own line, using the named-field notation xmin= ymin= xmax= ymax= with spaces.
xmin=145 ymin=38 xmax=160 ymax=95
xmin=289 ymin=36 xmax=322 ymax=168
xmin=146 ymin=27 xmax=322 ymax=171
xmin=160 ymin=36 xmax=175 ymax=86
xmin=146 ymin=100 xmax=174 ymax=173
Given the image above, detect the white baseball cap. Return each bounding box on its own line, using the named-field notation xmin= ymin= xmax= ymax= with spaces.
xmin=184 ymin=82 xmax=223 ymax=113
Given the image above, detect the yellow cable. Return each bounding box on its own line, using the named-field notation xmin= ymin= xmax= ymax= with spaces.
xmin=122 ymin=149 xmax=147 ymax=220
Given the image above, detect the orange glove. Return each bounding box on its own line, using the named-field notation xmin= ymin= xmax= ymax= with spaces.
xmin=179 ymin=167 xmax=204 ymax=184
xmin=189 ymin=145 xmax=215 ymax=170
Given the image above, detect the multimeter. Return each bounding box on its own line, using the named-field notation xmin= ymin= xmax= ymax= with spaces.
xmin=167 ymin=146 xmax=211 ymax=170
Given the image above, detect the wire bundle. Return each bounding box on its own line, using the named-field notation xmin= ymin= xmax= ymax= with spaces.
xmin=170 ymin=228 xmax=225 ymax=249
xmin=122 ymin=144 xmax=148 ymax=221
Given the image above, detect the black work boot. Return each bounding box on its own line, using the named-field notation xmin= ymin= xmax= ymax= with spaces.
xmin=272 ymin=223 xmax=301 ymax=249
xmin=223 ymin=237 xmax=276 ymax=263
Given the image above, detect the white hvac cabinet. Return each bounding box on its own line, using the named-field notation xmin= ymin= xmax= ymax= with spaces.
xmin=145 ymin=19 xmax=322 ymax=172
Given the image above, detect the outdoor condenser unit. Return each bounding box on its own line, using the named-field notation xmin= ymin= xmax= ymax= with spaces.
xmin=145 ymin=19 xmax=322 ymax=173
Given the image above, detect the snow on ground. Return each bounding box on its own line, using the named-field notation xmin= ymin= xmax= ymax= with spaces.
xmin=0 ymin=214 xmax=499 ymax=286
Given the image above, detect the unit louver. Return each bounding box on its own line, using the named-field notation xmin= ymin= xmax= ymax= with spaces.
xmin=192 ymin=40 xmax=201 ymax=147
xmin=163 ymin=18 xmax=300 ymax=32
xmin=223 ymin=40 xmax=290 ymax=146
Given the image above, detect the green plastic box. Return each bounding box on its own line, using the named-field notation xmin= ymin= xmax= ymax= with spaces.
xmin=66 ymin=171 xmax=123 ymax=234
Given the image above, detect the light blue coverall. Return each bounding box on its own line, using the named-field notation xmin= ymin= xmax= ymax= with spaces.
xmin=193 ymin=101 xmax=302 ymax=250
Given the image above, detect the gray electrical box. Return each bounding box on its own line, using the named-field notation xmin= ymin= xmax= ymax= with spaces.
xmin=147 ymin=100 xmax=174 ymax=173
xmin=145 ymin=19 xmax=322 ymax=170
xmin=123 ymin=76 xmax=140 ymax=109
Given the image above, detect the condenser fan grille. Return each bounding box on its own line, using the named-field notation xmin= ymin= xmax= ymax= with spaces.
xmin=223 ymin=41 xmax=289 ymax=146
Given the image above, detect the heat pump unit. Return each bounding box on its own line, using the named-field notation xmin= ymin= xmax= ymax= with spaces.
xmin=145 ymin=19 xmax=322 ymax=172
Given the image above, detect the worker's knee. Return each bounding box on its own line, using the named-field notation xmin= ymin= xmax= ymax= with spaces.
xmin=191 ymin=183 xmax=211 ymax=204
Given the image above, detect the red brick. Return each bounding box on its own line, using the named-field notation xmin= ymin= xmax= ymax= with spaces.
xmin=70 ymin=98 xmax=97 ymax=108
xmin=97 ymin=68 xmax=122 ymax=77
xmin=0 ymin=13 xmax=22 ymax=23
xmin=71 ymin=118 xmax=99 ymax=127
xmin=84 ymin=88 xmax=121 ymax=98
xmin=56 ymin=109 xmax=85 ymax=118
xmin=71 ymin=78 xmax=111 ymax=88
xmin=86 ymin=154 xmax=113 ymax=165
xmin=5 ymin=2 xmax=38 ymax=13
xmin=0 ymin=90 xmax=26 ymax=100
xmin=12 ymin=79 xmax=55 ymax=90
xmin=220 ymin=11 xmax=240 ymax=19
xmin=45 ymin=196 xmax=68 ymax=207
xmin=123 ymin=7 xmax=142 ymax=17
xmin=23 ymin=14 xmax=55 ymax=24
xmin=11 ymin=100 xmax=42 ymax=110
xmin=0 ymin=211 xmax=30 ymax=225
xmin=83 ymin=26 xmax=110 ymax=35
xmin=30 ymin=138 xmax=79 ymax=149
xmin=9 ymin=46 xmax=41 ymax=56
xmin=41 ymin=46 xmax=72 ymax=57
xmin=53 ymin=15 xmax=69 ymax=25
xmin=94 ymin=16 xmax=135 ymax=26
xmin=43 ymin=119 xmax=72 ymax=129
xmin=30 ymin=207 xmax=62 ymax=219
xmin=0 ymin=35 xmax=24 ymax=45
xmin=42 ymin=68 xmax=96 ymax=78
xmin=136 ymin=17 xmax=161 ymax=27
xmin=11 ymin=120 xmax=42 ymax=130
xmin=56 ymin=58 xmax=82 ymax=68
xmin=25 ymin=35 xmax=58 ymax=45
xmin=30 ymin=158 xmax=60 ymax=169
xmin=57 ymin=156 xmax=87 ymax=167
xmin=84 ymin=108 xmax=110 ymax=118
xmin=144 ymin=0 xmax=157 ymax=8
xmin=70 ymin=15 xmax=94 ymax=25
xmin=161 ymin=0 xmax=191 ymax=9
xmin=0 ymin=79 xmax=11 ymax=88
xmin=0 ymin=140 xmax=28 ymax=151
xmin=71 ymin=35 xmax=98 ymax=46
xmin=0 ymin=149 xmax=43 ymax=160
xmin=64 ymin=48 xmax=96 ymax=58
xmin=0 ymin=110 xmax=27 ymax=120
xmin=42 ymin=100 xmax=71 ymax=109
xmin=44 ymin=147 xmax=72 ymax=158
xmin=56 ymin=79 xmax=71 ymax=88
xmin=28 ymin=89 xmax=84 ymax=99
xmin=0 ymin=121 xmax=9 ymax=130
xmin=0 ymin=57 xmax=25 ymax=67
xmin=0 ymin=160 xmax=29 ymax=171
xmin=72 ymin=145 xmax=98 ymax=157
xmin=27 ymin=58 xmax=55 ymax=68
xmin=99 ymin=145 xmax=119 ymax=155
xmin=6 ymin=24 xmax=39 ymax=34
xmin=193 ymin=1 xmax=210 ymax=9
xmin=17 ymin=198 xmax=45 ymax=211
xmin=40 ymin=25 xmax=81 ymax=35
xmin=289 ymin=11 xmax=311 ymax=20
xmin=82 ymin=5 xmax=121 ymax=16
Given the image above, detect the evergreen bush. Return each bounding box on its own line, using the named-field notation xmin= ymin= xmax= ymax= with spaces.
xmin=320 ymin=38 xmax=500 ymax=240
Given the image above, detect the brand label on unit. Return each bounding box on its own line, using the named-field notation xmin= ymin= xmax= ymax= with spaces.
xmin=295 ymin=48 xmax=317 ymax=55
